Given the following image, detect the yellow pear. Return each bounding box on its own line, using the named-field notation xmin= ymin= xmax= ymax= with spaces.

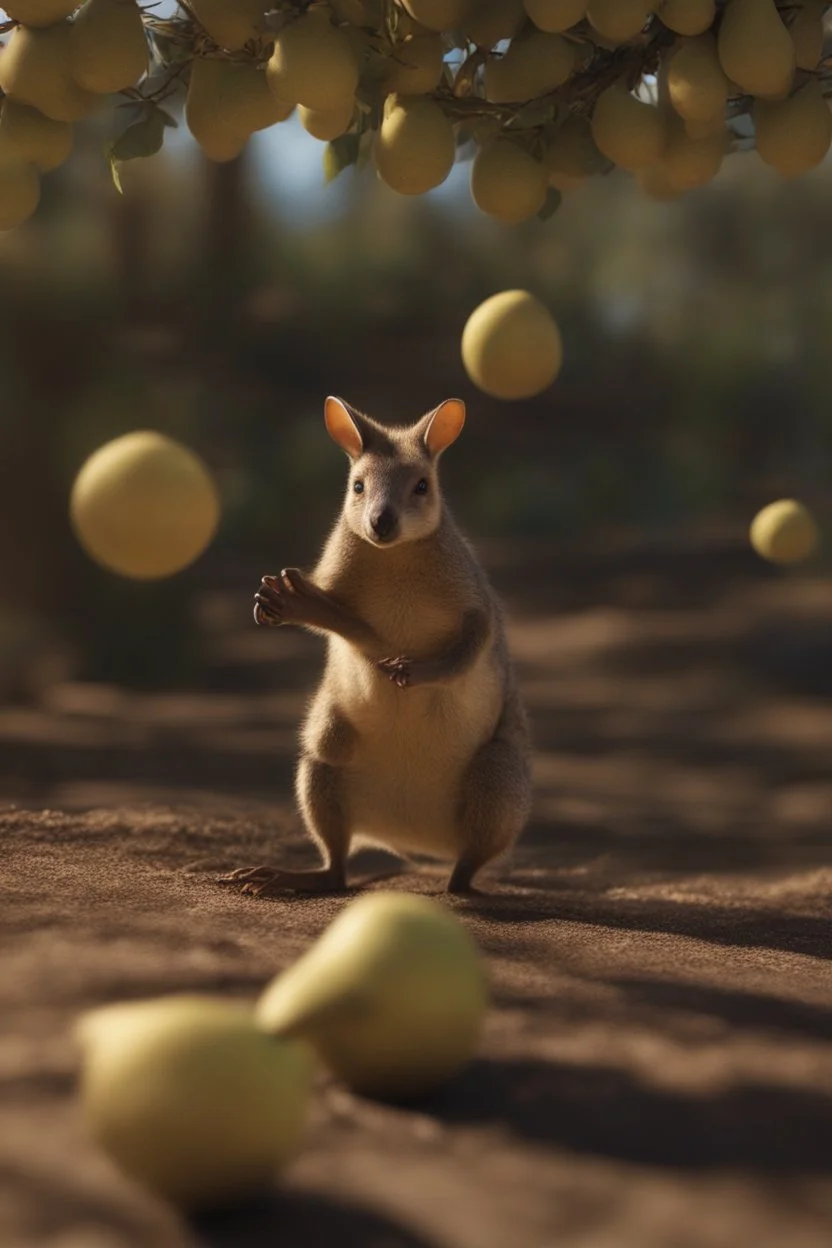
xmin=754 ymin=80 xmax=832 ymax=177
xmin=331 ymin=0 xmax=382 ymax=22
xmin=545 ymin=113 xmax=602 ymax=178
xmin=591 ymin=83 xmax=667 ymax=170
xmin=523 ymin=0 xmax=587 ymax=32
xmin=187 ymin=58 xmax=291 ymax=161
xmin=267 ymin=9 xmax=360 ymax=111
xmin=70 ymin=431 xmax=220 ymax=580
xmin=187 ymin=0 xmax=264 ymax=51
xmin=470 ymin=139 xmax=549 ymax=223
xmin=298 ymin=99 xmax=356 ymax=141
xmin=637 ymin=161 xmax=685 ymax=200
xmin=0 ymin=98 xmax=72 ymax=172
xmin=0 ymin=23 xmax=99 ymax=123
xmin=75 ymin=996 xmax=313 ymax=1209
xmin=789 ymin=2 xmax=825 ymax=71
xmin=717 ymin=0 xmax=794 ymax=100
xmin=0 ymin=159 xmax=40 ymax=229
xmin=69 ymin=0 xmax=149 ymax=95
xmin=461 ymin=289 xmax=562 ymax=400
xmin=397 ymin=0 xmax=470 ymax=31
xmin=661 ymin=117 xmax=724 ymax=188
xmin=462 ymin=0 xmax=525 ymax=46
xmin=683 ymin=114 xmax=724 ymax=138
xmin=659 ymin=0 xmax=715 ymax=36
xmin=3 ymin=0 xmax=78 ymax=26
xmin=374 ymin=93 xmax=455 ymax=195
xmin=749 ymin=499 xmax=819 ymax=565
xmin=257 ymin=893 xmax=488 ymax=1100
xmin=483 ymin=31 xmax=575 ymax=102
xmin=382 ymin=34 xmax=445 ymax=94
xmin=587 ymin=0 xmax=651 ymax=42
xmin=666 ymin=33 xmax=728 ymax=122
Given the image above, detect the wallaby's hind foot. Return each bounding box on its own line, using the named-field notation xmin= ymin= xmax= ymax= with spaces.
xmin=217 ymin=863 xmax=347 ymax=897
xmin=447 ymin=699 xmax=532 ymax=895
xmin=219 ymin=756 xmax=352 ymax=900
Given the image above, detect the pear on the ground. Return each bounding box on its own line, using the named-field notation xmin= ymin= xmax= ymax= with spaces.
xmin=789 ymin=2 xmax=825 ymax=71
xmin=749 ymin=499 xmax=819 ymax=565
xmin=3 ymin=0 xmax=77 ymax=26
xmin=382 ymin=34 xmax=445 ymax=94
xmin=0 ymin=159 xmax=40 ymax=229
xmin=397 ymin=0 xmax=470 ymax=31
xmin=188 ymin=0 xmax=264 ymax=51
xmin=461 ymin=289 xmax=562 ymax=400
xmin=298 ymin=99 xmax=355 ymax=141
xmin=0 ymin=23 xmax=99 ymax=123
xmin=70 ymin=0 xmax=149 ymax=95
xmin=523 ymin=0 xmax=587 ymax=33
xmin=717 ymin=0 xmax=794 ymax=100
xmin=257 ymin=893 xmax=488 ymax=1100
xmin=666 ymin=34 xmax=728 ymax=123
xmin=0 ymin=98 xmax=72 ymax=172
xmin=462 ymin=0 xmax=525 ymax=47
xmin=754 ymin=80 xmax=832 ymax=177
xmin=484 ymin=31 xmax=575 ymax=102
xmin=587 ymin=0 xmax=650 ymax=42
xmin=470 ymin=140 xmax=549 ymax=223
xmin=374 ymin=93 xmax=455 ymax=195
xmin=70 ymin=431 xmax=220 ymax=580
xmin=591 ymin=84 xmax=666 ymax=171
xmin=659 ymin=0 xmax=715 ymax=35
xmin=76 ymin=996 xmax=313 ymax=1208
xmin=267 ymin=9 xmax=360 ymax=111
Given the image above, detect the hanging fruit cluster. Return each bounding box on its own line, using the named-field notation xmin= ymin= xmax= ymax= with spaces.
xmin=0 ymin=0 xmax=829 ymax=229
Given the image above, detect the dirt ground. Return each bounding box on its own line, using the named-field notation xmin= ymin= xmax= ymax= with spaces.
xmin=2 ymin=539 xmax=832 ymax=1248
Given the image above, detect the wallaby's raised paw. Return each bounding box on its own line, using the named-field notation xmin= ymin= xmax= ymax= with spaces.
xmin=376 ymin=655 xmax=412 ymax=688
xmin=254 ymin=568 xmax=319 ymax=628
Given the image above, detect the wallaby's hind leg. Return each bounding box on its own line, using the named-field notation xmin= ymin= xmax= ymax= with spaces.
xmin=218 ymin=756 xmax=350 ymax=897
xmin=447 ymin=694 xmax=532 ymax=895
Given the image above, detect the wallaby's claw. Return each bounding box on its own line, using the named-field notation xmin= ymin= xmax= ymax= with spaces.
xmin=377 ymin=656 xmax=412 ymax=688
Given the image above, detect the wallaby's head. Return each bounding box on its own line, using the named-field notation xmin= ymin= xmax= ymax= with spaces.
xmin=324 ymin=397 xmax=466 ymax=548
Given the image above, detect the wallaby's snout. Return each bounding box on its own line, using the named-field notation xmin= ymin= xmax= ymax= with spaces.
xmin=369 ymin=505 xmax=398 ymax=543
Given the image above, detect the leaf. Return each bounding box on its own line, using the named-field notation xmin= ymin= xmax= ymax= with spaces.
xmin=157 ymin=108 xmax=178 ymax=129
xmin=105 ymin=108 xmax=167 ymax=192
xmin=506 ymin=97 xmax=558 ymax=130
xmin=108 ymin=153 xmax=124 ymax=195
xmin=323 ymin=131 xmax=361 ymax=183
xmin=537 ymin=187 xmax=562 ymax=222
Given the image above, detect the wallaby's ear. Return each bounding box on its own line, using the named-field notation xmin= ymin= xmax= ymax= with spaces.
xmin=324 ymin=396 xmax=364 ymax=459
xmin=422 ymin=399 xmax=466 ymax=458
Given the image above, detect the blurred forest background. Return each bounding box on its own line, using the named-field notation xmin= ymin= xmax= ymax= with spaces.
xmin=1 ymin=108 xmax=831 ymax=718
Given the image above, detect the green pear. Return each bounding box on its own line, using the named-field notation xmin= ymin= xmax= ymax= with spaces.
xmin=257 ymin=893 xmax=488 ymax=1100
xmin=75 ymin=995 xmax=314 ymax=1208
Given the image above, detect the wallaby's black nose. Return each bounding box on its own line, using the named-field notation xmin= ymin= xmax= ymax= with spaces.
xmin=370 ymin=507 xmax=397 ymax=540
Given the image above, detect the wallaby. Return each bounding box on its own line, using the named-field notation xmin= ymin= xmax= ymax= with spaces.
xmin=218 ymin=396 xmax=532 ymax=896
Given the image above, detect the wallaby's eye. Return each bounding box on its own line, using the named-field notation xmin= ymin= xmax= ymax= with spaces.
xmin=353 ymin=480 xmax=364 ymax=494
xmin=414 ymin=479 xmax=428 ymax=495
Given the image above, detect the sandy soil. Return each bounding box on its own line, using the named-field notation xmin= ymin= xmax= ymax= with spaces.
xmin=2 ymin=541 xmax=831 ymax=1248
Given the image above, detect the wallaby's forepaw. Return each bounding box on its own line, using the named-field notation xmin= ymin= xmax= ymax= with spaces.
xmin=376 ymin=655 xmax=412 ymax=688
xmin=253 ymin=568 xmax=317 ymax=628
